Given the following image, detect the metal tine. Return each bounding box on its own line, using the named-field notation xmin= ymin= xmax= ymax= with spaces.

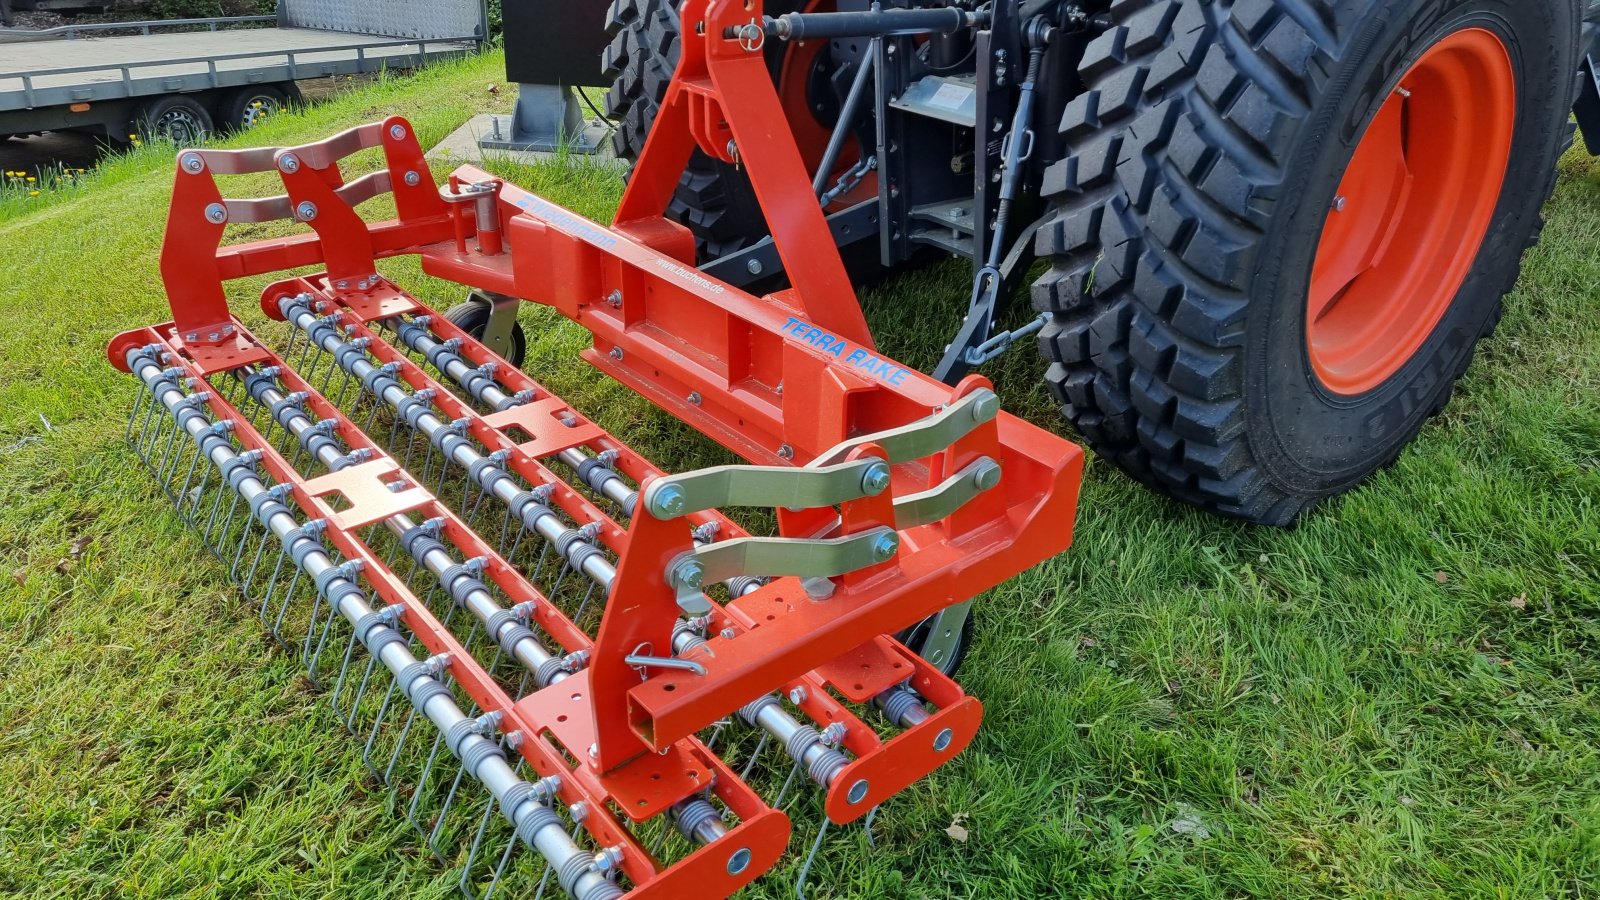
xmin=739 ymin=732 xmax=772 ymax=783
xmin=774 ymin=759 xmax=805 ymax=810
xmin=269 ymin=563 xmax=309 ymax=650
xmin=405 ymin=728 xmax=450 ymax=838
xmin=180 ymin=452 xmax=215 ymax=524
xmin=793 ymin=817 xmax=833 ymax=900
xmin=125 ymin=374 xmax=150 ymax=443
xmin=341 ymin=651 xmax=382 ymax=735
xmin=360 ymin=676 xmax=403 ymax=778
xmin=255 ymin=538 xmax=292 ymax=630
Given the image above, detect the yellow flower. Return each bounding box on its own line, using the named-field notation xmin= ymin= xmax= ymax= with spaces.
xmin=29 ymin=190 xmax=39 ymax=197
xmin=25 ymin=176 xmax=34 ymax=183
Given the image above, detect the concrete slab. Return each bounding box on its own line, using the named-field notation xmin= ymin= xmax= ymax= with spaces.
xmin=426 ymin=112 xmax=625 ymax=169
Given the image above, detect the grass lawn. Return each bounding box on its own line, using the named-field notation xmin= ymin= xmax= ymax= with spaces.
xmin=1 ymin=51 xmax=1597 ymax=899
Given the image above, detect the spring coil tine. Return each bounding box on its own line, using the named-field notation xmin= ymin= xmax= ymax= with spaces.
xmin=257 ymin=543 xmax=291 ymax=629
xmin=571 ymin=582 xmax=599 ymax=627
xmin=343 ymin=652 xmax=381 ymax=734
xmin=126 ymin=376 xmax=149 ymax=443
xmin=384 ymin=705 xmax=419 ymax=786
xmin=184 ymin=459 xmax=213 ymax=525
xmin=361 ymin=677 xmax=401 ymax=778
xmin=407 ymin=728 xmax=448 ymax=836
xmin=175 ymin=439 xmax=205 ymax=514
xmin=242 ymin=518 xmax=275 ymax=599
xmin=793 ymin=817 xmax=832 ymax=900
xmin=428 ymin=764 xmax=470 ymax=863
xmin=774 ymin=760 xmax=804 ymax=810
xmin=273 ymin=564 xmax=308 ymax=649
xmin=459 ymin=787 xmax=503 ymax=900
xmin=739 ymin=732 xmax=771 ymax=783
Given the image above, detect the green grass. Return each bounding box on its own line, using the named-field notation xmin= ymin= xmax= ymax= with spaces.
xmin=1 ymin=49 xmax=1597 ymax=899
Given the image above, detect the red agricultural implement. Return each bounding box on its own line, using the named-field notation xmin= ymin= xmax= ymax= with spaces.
xmin=111 ymin=0 xmax=1596 ymax=896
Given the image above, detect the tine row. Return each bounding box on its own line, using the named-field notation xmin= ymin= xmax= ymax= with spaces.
xmin=123 ymin=343 xmax=627 ymax=900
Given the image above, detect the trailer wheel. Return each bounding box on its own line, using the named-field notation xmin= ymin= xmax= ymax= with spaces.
xmin=443 ymin=295 xmax=528 ymax=369
xmin=135 ymin=96 xmax=214 ymax=145
xmin=220 ymin=84 xmax=293 ymax=132
xmin=1033 ymin=0 xmax=1582 ymax=525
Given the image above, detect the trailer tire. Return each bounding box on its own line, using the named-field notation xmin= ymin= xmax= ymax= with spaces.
xmin=135 ymin=95 xmax=214 ymax=145
xmin=1033 ymin=0 xmax=1582 ymax=525
xmin=219 ymin=84 xmax=295 ymax=132
xmin=603 ymin=0 xmax=779 ymax=262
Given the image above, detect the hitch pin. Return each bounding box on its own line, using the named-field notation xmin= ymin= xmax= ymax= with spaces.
xmin=439 ymin=177 xmax=504 ymax=256
xmin=625 ymin=652 xmax=708 ymax=677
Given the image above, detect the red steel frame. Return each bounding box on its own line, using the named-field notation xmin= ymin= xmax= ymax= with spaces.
xmin=109 ymin=1 xmax=1086 ymax=893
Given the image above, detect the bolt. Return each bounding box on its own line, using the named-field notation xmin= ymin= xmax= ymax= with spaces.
xmin=860 ymin=461 xmax=892 ymax=495
xmin=687 ymin=391 xmax=702 ymax=406
xmin=588 ymin=743 xmax=598 ymax=759
xmin=720 ymin=627 xmax=737 ymax=640
xmin=1332 ymin=195 xmax=1348 ymax=212
xmin=933 ymin=728 xmax=954 ymax=752
xmin=296 ymin=201 xmax=318 ymax=222
xmin=609 ymin=346 xmax=624 ymax=360
xmin=746 ymin=257 xmax=764 ymax=276
xmin=847 ymin=779 xmax=870 ymax=804
xmin=777 ymin=444 xmax=795 ymax=460
xmin=727 ymin=847 xmax=752 ymax=875
xmin=651 ymin=483 xmax=687 ymax=518
xmin=594 ymin=845 xmax=625 ymax=874
xmin=404 ymin=170 xmax=421 ymax=186
xmin=569 ymin=801 xmax=590 ymax=822
xmin=726 ymin=138 xmax=739 ymax=161
xmin=951 ymin=207 xmax=968 ymax=219
xmin=278 ymin=153 xmax=300 ymax=174
xmin=1397 ymin=86 xmax=1412 ymax=98
xmin=871 ymin=532 xmax=899 ymax=563
xmin=180 ymin=153 xmax=204 ymax=174
xmin=204 ymin=203 xmax=227 ymax=224
xmin=789 ymin=685 xmax=808 ymax=705
xmin=670 ymin=556 xmax=705 ymax=590
xmin=606 ymin=289 xmax=623 ymax=307
xmin=390 ymin=123 xmax=407 ymax=140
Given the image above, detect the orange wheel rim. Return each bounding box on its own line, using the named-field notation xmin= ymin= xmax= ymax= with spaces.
xmin=1306 ymin=27 xmax=1516 ymax=395
xmin=776 ymin=0 xmax=877 ymax=209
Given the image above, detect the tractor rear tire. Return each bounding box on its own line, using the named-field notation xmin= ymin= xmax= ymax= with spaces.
xmin=603 ymin=0 xmax=781 ymax=262
xmin=1033 ymin=0 xmax=1583 ymax=525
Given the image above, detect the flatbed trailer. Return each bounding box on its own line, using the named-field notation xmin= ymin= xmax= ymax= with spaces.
xmin=0 ymin=2 xmax=485 ymax=141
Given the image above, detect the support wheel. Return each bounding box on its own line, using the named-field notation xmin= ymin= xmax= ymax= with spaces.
xmin=443 ymin=293 xmax=528 ymax=369
xmin=900 ymin=607 xmax=975 ymax=678
xmin=1032 ymin=0 xmax=1582 ymax=525
xmin=134 ymin=95 xmax=214 ymax=145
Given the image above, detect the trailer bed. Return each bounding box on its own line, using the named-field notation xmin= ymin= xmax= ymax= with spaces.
xmin=0 ymin=27 xmax=477 ymax=111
